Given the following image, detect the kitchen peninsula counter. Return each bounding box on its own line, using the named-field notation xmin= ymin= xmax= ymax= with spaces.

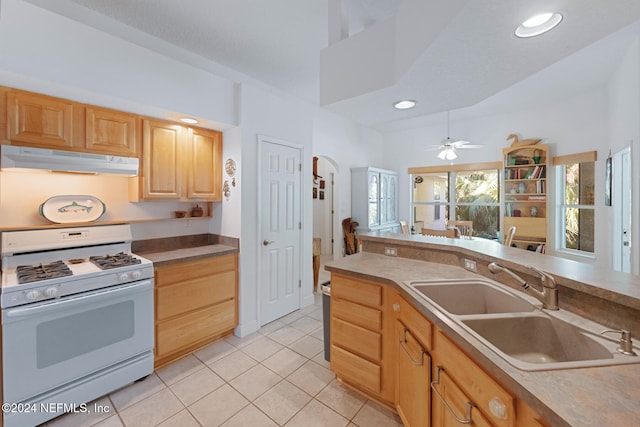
xmin=325 ymin=234 xmax=640 ymax=427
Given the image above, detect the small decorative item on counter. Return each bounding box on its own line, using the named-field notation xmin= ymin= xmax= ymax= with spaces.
xmin=39 ymin=195 xmax=105 ymax=223
xmin=506 ymin=133 xmax=542 ymax=147
xmin=174 ymin=210 xmax=187 ymax=218
xmin=191 ymin=204 xmax=204 ymax=217
xmin=530 ymin=206 xmax=538 ymax=217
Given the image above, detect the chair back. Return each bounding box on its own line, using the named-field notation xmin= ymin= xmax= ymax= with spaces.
xmin=447 ymin=220 xmax=473 ymax=239
xmin=504 ymin=226 xmax=517 ymax=247
xmin=399 ymin=220 xmax=410 ymax=235
xmin=421 ymin=228 xmax=457 ymax=238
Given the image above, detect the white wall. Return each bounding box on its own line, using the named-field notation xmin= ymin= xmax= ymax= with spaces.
xmin=607 ymin=36 xmax=640 ymax=273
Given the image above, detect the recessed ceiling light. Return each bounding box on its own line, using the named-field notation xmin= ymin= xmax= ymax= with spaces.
xmin=393 ymin=100 xmax=417 ymax=110
xmin=515 ymin=12 xmax=562 ymax=38
xmin=180 ymin=117 xmax=199 ymax=124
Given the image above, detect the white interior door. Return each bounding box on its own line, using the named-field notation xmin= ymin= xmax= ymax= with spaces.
xmin=613 ymin=147 xmax=631 ymax=272
xmin=259 ymin=137 xmax=302 ymax=325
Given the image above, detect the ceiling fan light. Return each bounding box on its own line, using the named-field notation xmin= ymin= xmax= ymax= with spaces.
xmin=445 ymin=149 xmax=457 ymax=160
xmin=437 ymin=149 xmax=447 ymax=160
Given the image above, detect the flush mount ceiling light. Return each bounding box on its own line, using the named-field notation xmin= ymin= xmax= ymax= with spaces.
xmin=180 ymin=117 xmax=199 ymax=124
xmin=393 ymin=100 xmax=417 ymax=110
xmin=515 ymin=12 xmax=563 ymax=38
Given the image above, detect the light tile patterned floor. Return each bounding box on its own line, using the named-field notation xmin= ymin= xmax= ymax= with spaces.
xmin=43 ymin=291 xmax=403 ymax=427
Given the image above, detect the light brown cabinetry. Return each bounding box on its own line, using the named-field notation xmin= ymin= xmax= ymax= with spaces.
xmin=432 ymin=327 xmax=545 ymax=427
xmin=394 ymin=294 xmax=432 ymax=427
xmin=129 ymin=119 xmax=222 ymax=202
xmin=1 ymin=87 xmax=140 ymax=157
xmin=84 ymin=106 xmax=139 ymax=156
xmin=503 ymin=144 xmax=549 ymax=252
xmin=154 ymin=253 xmax=238 ymax=368
xmin=4 ymin=88 xmax=76 ymax=149
xmin=330 ymin=273 xmax=394 ymax=405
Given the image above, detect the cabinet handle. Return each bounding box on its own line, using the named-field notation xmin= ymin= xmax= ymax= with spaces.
xmin=392 ymin=303 xmax=400 ymax=312
xmin=399 ymin=327 xmax=425 ymax=366
xmin=431 ymin=366 xmax=474 ymax=424
xmin=489 ymin=397 xmax=508 ymax=420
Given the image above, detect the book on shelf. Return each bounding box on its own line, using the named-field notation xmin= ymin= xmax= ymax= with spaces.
xmin=527 ymin=195 xmax=546 ymax=201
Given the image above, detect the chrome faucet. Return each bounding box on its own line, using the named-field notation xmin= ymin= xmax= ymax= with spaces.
xmin=488 ymin=262 xmax=559 ymax=310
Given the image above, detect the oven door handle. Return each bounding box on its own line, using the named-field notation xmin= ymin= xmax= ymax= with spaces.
xmin=5 ymin=280 xmax=153 ymax=318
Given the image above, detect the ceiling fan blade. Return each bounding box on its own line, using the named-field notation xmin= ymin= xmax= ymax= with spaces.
xmin=458 ymin=144 xmax=484 ymax=149
xmin=422 ymin=145 xmax=445 ymax=151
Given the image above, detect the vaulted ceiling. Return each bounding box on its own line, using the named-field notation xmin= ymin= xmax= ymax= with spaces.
xmin=26 ymin=0 xmax=640 ymax=129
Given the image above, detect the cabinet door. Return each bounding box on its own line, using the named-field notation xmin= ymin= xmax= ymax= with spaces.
xmin=381 ymin=172 xmax=398 ymax=225
xmin=142 ymin=119 xmax=182 ymax=199
xmin=368 ymin=172 xmax=380 ymax=227
xmin=432 ymin=369 xmax=493 ymax=427
xmin=6 ymin=90 xmax=75 ymax=149
xmin=85 ymin=106 xmax=139 ymax=156
xmin=186 ymin=127 xmax=222 ymax=201
xmin=396 ymin=321 xmax=431 ymax=427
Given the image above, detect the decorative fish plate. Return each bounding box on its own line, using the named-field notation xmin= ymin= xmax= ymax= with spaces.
xmin=39 ymin=195 xmax=106 ymax=223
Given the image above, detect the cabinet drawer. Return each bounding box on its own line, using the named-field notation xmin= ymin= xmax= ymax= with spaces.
xmin=332 ymin=318 xmax=382 ymax=362
xmin=156 ymin=270 xmax=236 ymax=320
xmin=331 ymin=344 xmax=381 ymax=393
xmin=435 ymin=330 xmax=516 ymax=427
xmin=332 ymin=298 xmax=381 ymax=330
xmin=155 ymin=254 xmax=237 ymax=286
xmin=156 ymin=299 xmax=236 ymax=357
xmin=332 ymin=274 xmax=382 ymax=307
xmin=396 ymin=294 xmax=432 ymax=351
xmin=432 ymin=369 xmax=493 ymax=427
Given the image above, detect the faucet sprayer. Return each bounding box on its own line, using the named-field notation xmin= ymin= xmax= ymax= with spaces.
xmin=488 ymin=262 xmax=558 ymax=310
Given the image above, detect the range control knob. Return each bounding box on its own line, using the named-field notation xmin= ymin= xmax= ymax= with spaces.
xmin=118 ymin=272 xmax=130 ymax=282
xmin=25 ymin=290 xmax=40 ymax=301
xmin=131 ymin=270 xmax=142 ymax=280
xmin=43 ymin=287 xmax=58 ymax=298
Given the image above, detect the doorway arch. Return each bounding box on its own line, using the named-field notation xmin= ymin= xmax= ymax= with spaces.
xmin=312 ymin=156 xmax=340 ymax=261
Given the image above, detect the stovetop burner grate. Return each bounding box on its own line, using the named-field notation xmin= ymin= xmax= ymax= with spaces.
xmin=90 ymin=252 xmax=141 ymax=270
xmin=16 ymin=260 xmax=73 ymax=284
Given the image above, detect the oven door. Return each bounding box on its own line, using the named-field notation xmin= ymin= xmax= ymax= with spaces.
xmin=2 ymin=280 xmax=154 ymax=404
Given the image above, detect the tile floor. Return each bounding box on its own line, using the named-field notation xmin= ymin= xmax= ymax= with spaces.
xmin=44 ymin=256 xmax=403 ymax=427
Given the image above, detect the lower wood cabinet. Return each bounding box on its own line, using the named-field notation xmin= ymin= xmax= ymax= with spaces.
xmin=330 ymin=273 xmax=394 ymax=405
xmin=328 ymin=275 xmax=547 ymax=427
xmin=394 ymin=294 xmax=432 ymax=427
xmin=154 ymin=253 xmax=238 ymax=368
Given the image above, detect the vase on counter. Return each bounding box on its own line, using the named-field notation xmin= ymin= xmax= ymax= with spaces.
xmin=191 ymin=204 xmax=204 ymax=217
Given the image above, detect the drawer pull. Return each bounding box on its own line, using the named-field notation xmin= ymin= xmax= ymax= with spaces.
xmin=431 ymin=366 xmax=474 ymax=424
xmin=400 ymin=327 xmax=425 ymax=366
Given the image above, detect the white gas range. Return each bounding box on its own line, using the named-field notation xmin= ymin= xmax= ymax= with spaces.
xmin=0 ymin=224 xmax=154 ymax=427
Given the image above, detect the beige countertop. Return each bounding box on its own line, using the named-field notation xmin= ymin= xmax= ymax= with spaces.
xmin=325 ymin=252 xmax=640 ymax=427
xmin=138 ymin=244 xmax=237 ymax=266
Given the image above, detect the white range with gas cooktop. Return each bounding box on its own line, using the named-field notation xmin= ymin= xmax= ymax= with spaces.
xmin=1 ymin=224 xmax=154 ymax=427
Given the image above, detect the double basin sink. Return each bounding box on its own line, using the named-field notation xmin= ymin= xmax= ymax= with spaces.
xmin=406 ymin=279 xmax=639 ymax=371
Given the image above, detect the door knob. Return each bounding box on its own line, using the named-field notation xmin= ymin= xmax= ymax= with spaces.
xmin=263 ymin=240 xmax=275 ymax=246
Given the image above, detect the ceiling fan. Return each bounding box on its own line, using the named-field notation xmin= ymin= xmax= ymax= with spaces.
xmin=424 ymin=111 xmax=483 ymax=160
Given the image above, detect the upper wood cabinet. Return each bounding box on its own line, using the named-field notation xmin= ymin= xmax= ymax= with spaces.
xmin=4 ymin=89 xmax=76 ymax=149
xmin=129 ymin=118 xmax=222 ymax=202
xmin=84 ymin=106 xmax=140 ymax=156
xmin=1 ymin=87 xmax=140 ymax=157
xmin=186 ymin=127 xmax=222 ymax=200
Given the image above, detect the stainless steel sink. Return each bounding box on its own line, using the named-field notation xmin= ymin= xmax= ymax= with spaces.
xmin=407 ymin=279 xmax=540 ymax=315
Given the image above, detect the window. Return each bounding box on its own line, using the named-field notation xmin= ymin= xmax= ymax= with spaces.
xmin=412 ymin=168 xmax=500 ymax=239
xmin=559 ymin=161 xmax=595 ymax=254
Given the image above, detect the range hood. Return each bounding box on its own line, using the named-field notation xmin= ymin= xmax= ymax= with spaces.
xmin=1 ymin=145 xmax=139 ymax=176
